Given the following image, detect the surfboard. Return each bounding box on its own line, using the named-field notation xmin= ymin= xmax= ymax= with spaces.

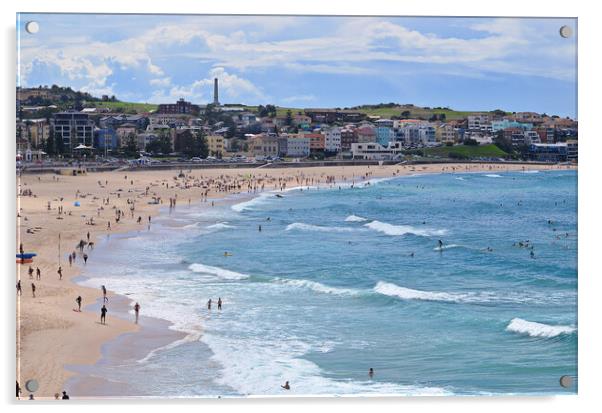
xmin=16 ymin=253 xmax=37 ymax=259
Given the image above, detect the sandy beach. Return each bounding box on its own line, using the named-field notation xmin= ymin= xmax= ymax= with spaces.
xmin=15 ymin=162 xmax=575 ymax=398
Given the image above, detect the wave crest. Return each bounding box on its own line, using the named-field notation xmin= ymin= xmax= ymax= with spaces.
xmin=345 ymin=215 xmax=368 ymax=222
xmin=374 ymin=281 xmax=474 ymax=303
xmin=286 ymin=223 xmax=356 ymax=233
xmin=275 ymin=278 xmax=360 ymax=296
xmin=188 ymin=263 xmax=249 ymax=280
xmin=506 ymin=318 xmax=576 ymax=338
xmin=365 ymin=220 xmax=447 ymax=237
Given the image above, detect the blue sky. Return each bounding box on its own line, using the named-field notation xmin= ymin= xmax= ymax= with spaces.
xmin=17 ymin=14 xmax=577 ymax=117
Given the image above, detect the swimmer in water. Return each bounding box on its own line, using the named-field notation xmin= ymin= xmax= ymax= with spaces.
xmin=281 ymin=381 xmax=290 ymax=390
xmin=438 ymin=240 xmax=443 ymax=249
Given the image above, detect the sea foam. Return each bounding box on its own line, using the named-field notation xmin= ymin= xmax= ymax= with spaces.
xmin=345 ymin=214 xmax=368 ymax=222
xmin=485 ymin=174 xmax=502 ymax=178
xmin=275 ymin=278 xmax=360 ymax=296
xmin=188 ymin=263 xmax=249 ymax=280
xmin=286 ymin=222 xmax=357 ymax=233
xmin=374 ymin=281 xmax=478 ymax=303
xmin=365 ymin=220 xmax=448 ymax=237
xmin=506 ymin=318 xmax=576 ymax=338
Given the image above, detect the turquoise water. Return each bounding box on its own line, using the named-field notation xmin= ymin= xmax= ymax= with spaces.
xmin=77 ymin=170 xmax=577 ymax=396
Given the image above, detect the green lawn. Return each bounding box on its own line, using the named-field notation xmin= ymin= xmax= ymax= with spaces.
xmin=241 ymin=105 xmax=498 ymax=120
xmin=408 ymin=144 xmax=508 ymax=159
xmin=91 ymin=101 xmax=158 ymax=113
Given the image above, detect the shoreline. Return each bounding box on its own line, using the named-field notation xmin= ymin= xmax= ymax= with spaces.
xmin=16 ymin=162 xmax=575 ymax=398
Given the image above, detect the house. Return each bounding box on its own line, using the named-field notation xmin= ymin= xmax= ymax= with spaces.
xmin=304 ymin=133 xmax=325 ymax=153
xmin=206 ymin=135 xmax=225 ymax=157
xmin=340 ymin=126 xmax=358 ymax=152
xmin=99 ymin=114 xmax=147 ymax=130
xmin=279 ymin=135 xmax=310 ymax=157
xmin=467 ymin=114 xmax=492 ymax=132
xmin=148 ymin=113 xmax=191 ymax=128
xmin=293 ymin=115 xmax=312 ymax=130
xmin=115 ymin=123 xmax=138 ymax=147
xmin=435 ymin=124 xmax=458 ymax=144
xmin=249 ymin=134 xmax=279 ymax=158
xmin=351 ymin=141 xmax=404 ymax=160
xmin=356 ymin=126 xmax=376 ymax=143
xmin=304 ymin=109 xmax=364 ymax=123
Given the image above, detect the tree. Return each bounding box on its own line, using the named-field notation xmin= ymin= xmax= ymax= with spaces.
xmin=124 ymin=133 xmax=138 ymax=157
xmin=400 ymin=110 xmax=411 ymax=119
xmin=285 ymin=110 xmax=293 ymax=126
xmin=464 ymin=138 xmax=479 ymax=146
xmin=493 ymin=130 xmax=514 ymax=155
xmin=45 ymin=133 xmax=56 ymax=156
xmin=179 ymin=130 xmax=208 ymax=158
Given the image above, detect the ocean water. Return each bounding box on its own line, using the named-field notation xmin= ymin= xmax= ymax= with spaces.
xmin=76 ymin=170 xmax=577 ymax=397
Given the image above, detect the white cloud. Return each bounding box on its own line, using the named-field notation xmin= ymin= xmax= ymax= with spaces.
xmin=147 ymin=67 xmax=265 ymax=104
xmin=19 ymin=16 xmax=576 ymax=101
xmin=282 ymin=94 xmax=316 ymax=103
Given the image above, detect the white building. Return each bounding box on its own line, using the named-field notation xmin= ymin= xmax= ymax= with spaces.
xmin=524 ymin=130 xmax=541 ymax=145
xmin=468 ymin=114 xmax=492 ymax=132
xmin=351 ymin=141 xmax=403 ymax=160
xmin=323 ymin=127 xmax=341 ymax=153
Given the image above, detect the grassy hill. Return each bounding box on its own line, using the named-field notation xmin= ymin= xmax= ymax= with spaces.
xmin=90 ymin=101 xmax=158 ymax=113
xmin=407 ymin=144 xmax=509 ymax=159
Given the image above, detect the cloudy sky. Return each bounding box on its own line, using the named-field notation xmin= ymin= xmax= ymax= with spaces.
xmin=17 ymin=14 xmax=577 ymax=117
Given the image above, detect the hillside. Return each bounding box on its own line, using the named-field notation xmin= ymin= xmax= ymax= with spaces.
xmin=406 ymin=144 xmax=509 ymax=159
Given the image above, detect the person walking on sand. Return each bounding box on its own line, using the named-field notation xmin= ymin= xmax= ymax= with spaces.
xmin=87 ymin=231 xmax=90 ymax=242
xmin=100 ymin=304 xmax=108 ymax=325
xmin=16 ymin=280 xmax=22 ymax=296
xmin=28 ymin=266 xmax=34 ymax=279
xmin=76 ymin=295 xmax=82 ymax=312
xmin=207 ymin=298 xmax=212 ymax=310
xmin=134 ymin=302 xmax=141 ymax=324
xmin=68 ymin=254 xmax=73 ymax=267
xmin=217 ymin=297 xmax=222 ymax=310
xmin=83 ymin=253 xmax=88 ymax=264
xmin=57 ymin=266 xmax=63 ymax=280
xmin=102 ymin=285 xmax=108 ymax=303
xmin=31 ymin=283 xmax=36 ymax=298
xmin=36 ymin=267 xmax=41 ymax=280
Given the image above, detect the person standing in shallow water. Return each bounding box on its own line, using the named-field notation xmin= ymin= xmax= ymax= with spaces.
xmin=217 ymin=297 xmax=222 ymax=310
xmin=100 ymin=304 xmax=108 ymax=325
xmin=207 ymin=298 xmax=212 ymax=310
xmin=134 ymin=302 xmax=141 ymax=324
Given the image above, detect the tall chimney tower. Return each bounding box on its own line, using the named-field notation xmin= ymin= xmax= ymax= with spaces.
xmin=213 ymin=78 xmax=220 ymax=106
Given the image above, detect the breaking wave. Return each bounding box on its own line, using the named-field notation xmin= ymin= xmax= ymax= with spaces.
xmin=286 ymin=222 xmax=357 ymax=233
xmin=188 ymin=263 xmax=249 ymax=280
xmin=345 ymin=214 xmax=368 ymax=222
xmin=506 ymin=318 xmax=576 ymax=338
xmin=365 ymin=220 xmax=448 ymax=237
